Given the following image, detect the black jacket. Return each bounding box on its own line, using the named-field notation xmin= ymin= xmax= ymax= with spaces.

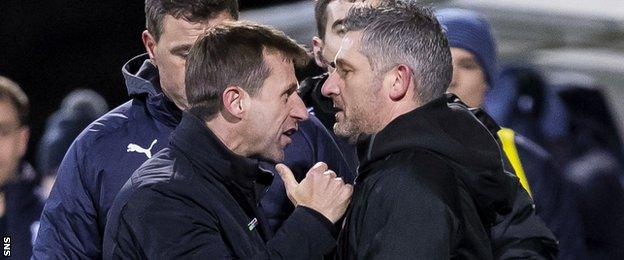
xmin=0 ymin=163 xmax=43 ymax=260
xmin=338 ymin=95 xmax=534 ymax=259
xmin=103 ymin=114 xmax=337 ymax=259
xmin=303 ymin=75 xmax=559 ymax=259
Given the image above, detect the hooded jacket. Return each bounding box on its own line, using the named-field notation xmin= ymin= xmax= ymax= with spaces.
xmin=103 ymin=114 xmax=337 ymax=259
xmin=33 ymin=54 xmax=352 ymax=259
xmin=337 ymin=94 xmax=550 ymax=259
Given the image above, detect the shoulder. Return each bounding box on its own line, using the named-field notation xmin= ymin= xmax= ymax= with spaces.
xmin=367 ymin=149 xmax=456 ymax=202
xmin=72 ymin=100 xmax=146 ymax=150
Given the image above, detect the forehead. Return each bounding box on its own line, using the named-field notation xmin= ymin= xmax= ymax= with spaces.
xmin=0 ymin=99 xmax=19 ymax=125
xmin=450 ymin=47 xmax=477 ymax=60
xmin=325 ymin=1 xmax=353 ymax=28
xmin=336 ymin=31 xmax=364 ymax=62
xmin=264 ymin=51 xmax=297 ymax=82
xmin=159 ymin=11 xmax=233 ymax=41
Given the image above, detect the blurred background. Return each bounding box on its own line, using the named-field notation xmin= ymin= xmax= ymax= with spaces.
xmin=1 ymin=0 xmax=623 ymax=163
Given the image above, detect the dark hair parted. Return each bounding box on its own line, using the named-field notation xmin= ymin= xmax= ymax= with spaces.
xmin=0 ymin=76 xmax=29 ymax=126
xmin=185 ymin=21 xmax=308 ymax=120
xmin=343 ymin=1 xmax=453 ymax=103
xmin=314 ymin=0 xmax=333 ymax=39
xmin=145 ymin=0 xmax=239 ymax=41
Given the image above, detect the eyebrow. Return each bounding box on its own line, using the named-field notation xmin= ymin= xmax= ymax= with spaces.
xmin=335 ymin=58 xmax=352 ymax=70
xmin=170 ymin=44 xmax=193 ymax=54
xmin=284 ymin=82 xmax=298 ymax=95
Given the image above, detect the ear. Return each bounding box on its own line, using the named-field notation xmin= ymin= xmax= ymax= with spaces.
xmin=16 ymin=127 xmax=29 ymax=159
xmin=388 ymin=64 xmax=413 ymax=101
xmin=312 ymin=36 xmax=325 ymax=68
xmin=142 ymin=30 xmax=157 ymax=61
xmin=221 ymin=86 xmax=246 ymax=119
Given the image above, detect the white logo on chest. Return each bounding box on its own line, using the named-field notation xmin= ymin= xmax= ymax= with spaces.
xmin=127 ymin=139 xmax=158 ymax=159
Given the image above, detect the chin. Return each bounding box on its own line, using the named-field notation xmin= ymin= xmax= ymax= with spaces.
xmin=258 ymin=150 xmax=284 ymax=164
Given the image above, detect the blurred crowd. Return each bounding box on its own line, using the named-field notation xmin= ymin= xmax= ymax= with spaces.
xmin=1 ymin=0 xmax=623 ymax=259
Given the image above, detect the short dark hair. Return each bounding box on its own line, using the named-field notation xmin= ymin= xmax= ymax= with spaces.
xmin=0 ymin=76 xmax=29 ymax=126
xmin=314 ymin=0 xmax=333 ymax=39
xmin=185 ymin=21 xmax=308 ymax=120
xmin=145 ymin=0 xmax=239 ymax=41
xmin=343 ymin=1 xmax=453 ymax=103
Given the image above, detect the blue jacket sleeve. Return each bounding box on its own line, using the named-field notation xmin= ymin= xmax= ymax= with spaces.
xmin=32 ymin=141 xmax=101 ymax=259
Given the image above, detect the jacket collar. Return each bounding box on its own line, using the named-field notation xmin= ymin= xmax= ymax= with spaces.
xmin=122 ymin=53 xmax=181 ymax=127
xmin=170 ymin=113 xmax=273 ymax=196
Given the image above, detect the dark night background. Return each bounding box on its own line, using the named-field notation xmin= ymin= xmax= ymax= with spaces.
xmin=0 ymin=0 xmax=302 ymax=162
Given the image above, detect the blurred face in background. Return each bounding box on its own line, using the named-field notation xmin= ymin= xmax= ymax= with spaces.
xmin=313 ymin=0 xmax=356 ymax=70
xmin=448 ymin=47 xmax=488 ymax=107
xmin=142 ymin=12 xmax=233 ymax=110
xmin=0 ymin=98 xmax=28 ymax=186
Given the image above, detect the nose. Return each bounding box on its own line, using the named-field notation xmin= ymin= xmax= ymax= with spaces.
xmin=321 ymin=71 xmax=341 ymax=98
xmin=290 ymin=93 xmax=309 ymax=122
xmin=449 ymin=64 xmax=459 ymax=90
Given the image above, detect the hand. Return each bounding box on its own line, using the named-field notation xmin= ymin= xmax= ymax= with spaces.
xmin=276 ymin=162 xmax=353 ymax=223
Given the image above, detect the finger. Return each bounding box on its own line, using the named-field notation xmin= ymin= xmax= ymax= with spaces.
xmin=339 ymin=184 xmax=354 ymax=201
xmin=276 ymin=163 xmax=298 ymax=193
xmin=323 ymin=170 xmax=337 ymax=179
xmin=309 ymin=162 xmax=328 ymax=176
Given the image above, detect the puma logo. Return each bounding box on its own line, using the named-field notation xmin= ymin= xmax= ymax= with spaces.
xmin=127 ymin=139 xmax=158 ymax=159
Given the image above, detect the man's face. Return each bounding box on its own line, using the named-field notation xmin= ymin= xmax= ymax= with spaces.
xmin=0 ymin=99 xmax=28 ymax=186
xmin=448 ymin=47 xmax=488 ymax=107
xmin=313 ymin=1 xmax=355 ymax=69
xmin=143 ymin=11 xmax=233 ymax=110
xmin=321 ymin=31 xmax=384 ymax=143
xmin=245 ymin=52 xmax=309 ymax=162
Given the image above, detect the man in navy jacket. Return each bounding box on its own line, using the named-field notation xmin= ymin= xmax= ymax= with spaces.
xmin=33 ymin=1 xmax=352 ymax=258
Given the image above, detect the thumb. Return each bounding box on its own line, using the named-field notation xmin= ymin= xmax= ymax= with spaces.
xmin=276 ymin=163 xmax=298 ymax=192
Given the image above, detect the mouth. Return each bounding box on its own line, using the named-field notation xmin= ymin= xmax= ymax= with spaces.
xmin=282 ymin=128 xmax=296 ymax=137
xmin=280 ymin=126 xmax=298 ymax=145
xmin=333 ymin=105 xmax=344 ymax=121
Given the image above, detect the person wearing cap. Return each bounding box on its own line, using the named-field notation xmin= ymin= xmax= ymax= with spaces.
xmin=437 ymin=8 xmax=587 ymax=259
xmin=36 ymin=89 xmax=109 ymax=200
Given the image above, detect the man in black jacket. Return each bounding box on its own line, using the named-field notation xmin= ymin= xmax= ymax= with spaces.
xmin=319 ymin=2 xmax=541 ymax=258
xmin=103 ymin=22 xmax=353 ymax=259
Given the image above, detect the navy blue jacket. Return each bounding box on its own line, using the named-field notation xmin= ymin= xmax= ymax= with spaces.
xmin=0 ymin=163 xmax=43 ymax=260
xmin=33 ymin=54 xmax=353 ymax=259
xmin=103 ymin=114 xmax=337 ymax=259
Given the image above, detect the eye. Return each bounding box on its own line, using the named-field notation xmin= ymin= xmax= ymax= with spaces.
xmin=327 ymin=61 xmax=337 ymax=74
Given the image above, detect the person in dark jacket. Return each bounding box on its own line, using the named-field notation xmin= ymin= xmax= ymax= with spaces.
xmin=33 ymin=1 xmax=353 ymax=258
xmin=0 ymin=76 xmax=43 ymax=259
xmin=558 ymin=84 xmax=624 ymax=259
xmin=306 ymin=0 xmax=558 ymax=258
xmin=36 ymin=89 xmax=109 ymax=201
xmin=103 ymin=22 xmax=353 ymax=258
xmin=318 ymin=3 xmax=522 ymax=258
xmin=436 ymin=8 xmax=585 ymax=259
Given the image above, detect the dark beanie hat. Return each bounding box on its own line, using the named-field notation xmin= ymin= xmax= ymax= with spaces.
xmin=436 ymin=8 xmax=498 ymax=85
xmin=37 ymin=89 xmax=108 ymax=176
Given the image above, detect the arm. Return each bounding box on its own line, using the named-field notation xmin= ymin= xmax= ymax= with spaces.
xmin=109 ymin=191 xmax=338 ymax=259
xmin=489 ymin=183 xmax=560 ymax=259
xmin=33 ymin=142 xmax=101 ymax=259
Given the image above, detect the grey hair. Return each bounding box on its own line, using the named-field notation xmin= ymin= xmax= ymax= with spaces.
xmin=342 ymin=1 xmax=452 ymax=103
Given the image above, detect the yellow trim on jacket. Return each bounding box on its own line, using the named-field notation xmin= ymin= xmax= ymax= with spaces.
xmin=497 ymin=128 xmax=532 ymax=197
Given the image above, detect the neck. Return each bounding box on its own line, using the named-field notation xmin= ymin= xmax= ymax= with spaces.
xmin=377 ymin=98 xmax=421 ymax=133
xmin=205 ymin=113 xmax=247 ymax=157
